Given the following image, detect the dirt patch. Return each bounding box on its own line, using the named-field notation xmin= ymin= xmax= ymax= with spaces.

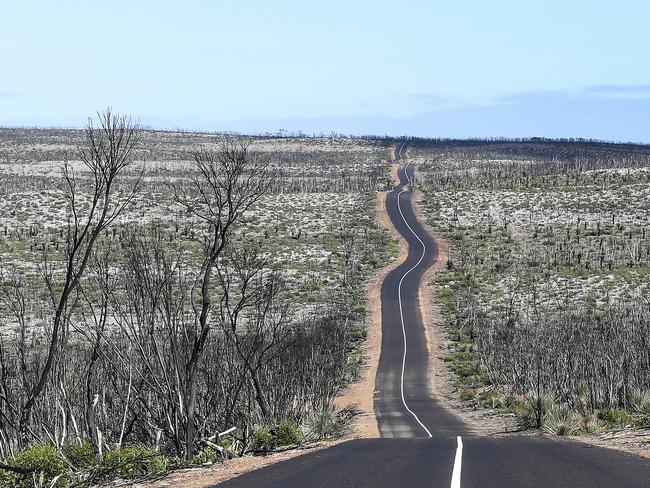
xmin=132 ymin=441 xmax=345 ymax=488
xmin=390 ymin=161 xmax=399 ymax=183
xmin=576 ymin=427 xmax=650 ymax=459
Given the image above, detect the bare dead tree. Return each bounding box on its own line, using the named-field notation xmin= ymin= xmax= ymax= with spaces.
xmin=75 ymin=240 xmax=117 ymax=455
xmin=216 ymin=248 xmax=293 ymax=424
xmin=17 ymin=108 xmax=142 ymax=446
xmin=174 ymin=138 xmax=273 ymax=458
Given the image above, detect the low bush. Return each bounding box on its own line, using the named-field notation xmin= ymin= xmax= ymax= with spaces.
xmin=542 ymin=406 xmax=582 ymax=436
xmin=476 ymin=389 xmax=507 ymax=409
xmin=0 ymin=443 xmax=69 ymax=488
xmin=251 ymin=420 xmax=303 ymax=452
xmin=96 ymin=445 xmax=169 ymax=482
xmin=304 ymin=406 xmax=345 ymax=440
xmin=459 ymin=389 xmax=477 ymax=402
xmin=251 ymin=426 xmax=276 ymax=451
xmin=628 ymin=388 xmax=650 ymax=416
xmin=516 ymin=391 xmax=554 ymax=429
xmin=597 ymin=409 xmax=638 ymax=428
xmin=63 ymin=442 xmax=95 ymax=469
xmin=513 ymin=402 xmax=535 ymax=430
xmin=274 ymin=420 xmax=303 ymax=446
xmin=191 ymin=446 xmax=224 ymax=466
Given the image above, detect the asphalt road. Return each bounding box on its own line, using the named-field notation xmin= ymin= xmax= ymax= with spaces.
xmin=216 ymin=437 xmax=650 ymax=488
xmin=214 ymin=143 xmax=650 ymax=487
xmin=374 ymin=143 xmax=467 ymax=438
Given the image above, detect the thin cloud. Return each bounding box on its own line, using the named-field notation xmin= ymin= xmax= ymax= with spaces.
xmin=584 ymin=84 xmax=650 ymax=98
xmin=587 ymin=84 xmax=650 ymax=93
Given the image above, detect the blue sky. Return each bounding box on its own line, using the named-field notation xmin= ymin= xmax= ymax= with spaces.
xmin=2 ymin=0 xmax=650 ymax=141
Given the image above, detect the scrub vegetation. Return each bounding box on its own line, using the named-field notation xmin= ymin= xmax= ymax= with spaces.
xmin=0 ymin=112 xmax=396 ymax=485
xmin=413 ymin=138 xmax=650 ymax=436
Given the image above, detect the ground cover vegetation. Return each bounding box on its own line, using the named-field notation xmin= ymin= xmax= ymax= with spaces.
xmin=0 ymin=111 xmax=395 ymax=486
xmin=412 ymin=138 xmax=650 ymax=436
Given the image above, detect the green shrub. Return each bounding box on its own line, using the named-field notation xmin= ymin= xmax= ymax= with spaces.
xmin=597 ymin=409 xmax=638 ymax=428
xmin=190 ymin=447 xmax=223 ymax=466
xmin=0 ymin=443 xmax=69 ymax=488
xmin=251 ymin=420 xmax=303 ymax=452
xmin=513 ymin=402 xmax=536 ymax=430
xmin=523 ymin=391 xmax=554 ymax=428
xmin=274 ymin=420 xmax=303 ymax=446
xmin=251 ymin=426 xmax=276 ymax=451
xmin=459 ymin=389 xmax=477 ymax=402
xmin=343 ymin=357 xmax=363 ymax=384
xmin=450 ymin=360 xmax=483 ymax=386
xmin=351 ymin=328 xmax=367 ymax=341
xmin=511 ymin=392 xmax=553 ymax=430
xmin=63 ymin=442 xmax=96 ymax=469
xmin=627 ymin=388 xmax=650 ymax=416
xmin=477 ymin=389 xmax=507 ymax=409
xmin=101 ymin=444 xmax=168 ymax=480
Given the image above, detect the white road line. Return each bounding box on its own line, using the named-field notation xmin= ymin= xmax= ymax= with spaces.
xmin=394 ymin=149 xmax=432 ymax=438
xmin=450 ymin=436 xmax=463 ymax=488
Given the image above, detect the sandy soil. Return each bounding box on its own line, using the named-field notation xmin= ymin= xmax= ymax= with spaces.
xmin=131 ymin=441 xmax=346 ymax=488
xmin=576 ymin=427 xmax=650 ymax=459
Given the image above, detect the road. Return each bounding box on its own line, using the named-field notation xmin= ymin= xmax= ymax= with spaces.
xmin=214 ymin=143 xmax=650 ymax=487
xmin=374 ymin=144 xmax=467 ymax=438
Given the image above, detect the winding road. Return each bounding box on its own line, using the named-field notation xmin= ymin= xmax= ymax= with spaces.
xmin=214 ymin=143 xmax=650 ymax=487
xmin=374 ymin=144 xmax=466 ymax=439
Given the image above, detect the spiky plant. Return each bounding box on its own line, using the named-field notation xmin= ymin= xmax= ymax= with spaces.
xmin=581 ymin=411 xmax=603 ymax=434
xmin=543 ymin=406 xmax=582 ymax=436
xmin=523 ymin=390 xmax=554 ymax=428
xmin=627 ymin=388 xmax=650 ymax=416
xmin=303 ymin=406 xmax=345 ymax=441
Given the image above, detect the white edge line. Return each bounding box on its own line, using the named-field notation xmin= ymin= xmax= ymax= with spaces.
xmin=450 ymin=436 xmax=463 ymax=488
xmin=395 ymin=150 xmax=432 ymax=438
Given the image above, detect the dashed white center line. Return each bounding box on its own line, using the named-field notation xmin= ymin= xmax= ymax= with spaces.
xmin=450 ymin=436 xmax=463 ymax=488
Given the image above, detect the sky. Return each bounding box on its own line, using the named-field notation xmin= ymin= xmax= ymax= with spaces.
xmin=2 ymin=0 xmax=650 ymax=141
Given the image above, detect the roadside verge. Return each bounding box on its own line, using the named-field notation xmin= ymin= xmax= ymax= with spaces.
xmin=334 ymin=160 xmax=406 ymax=437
